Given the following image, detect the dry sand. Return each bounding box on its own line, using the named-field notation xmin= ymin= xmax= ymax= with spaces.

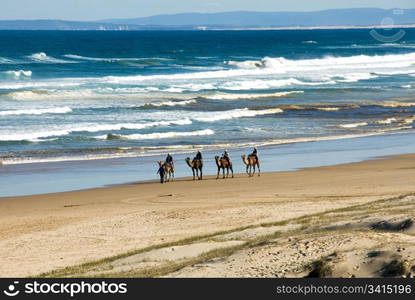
xmin=1 ymin=153 xmax=415 ymax=277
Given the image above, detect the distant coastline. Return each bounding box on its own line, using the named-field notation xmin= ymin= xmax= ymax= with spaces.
xmin=208 ymin=24 xmax=415 ymax=31
xmin=0 ymin=24 xmax=414 ymax=31
xmin=0 ymin=8 xmax=414 ymax=30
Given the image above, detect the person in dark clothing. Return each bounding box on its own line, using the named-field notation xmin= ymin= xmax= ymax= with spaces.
xmin=223 ymin=150 xmax=230 ymax=163
xmin=195 ymin=151 xmax=202 ymax=160
xmin=165 ymin=153 xmax=173 ymax=166
xmin=157 ymin=165 xmax=166 ymax=183
xmin=251 ymin=147 xmax=258 ymax=160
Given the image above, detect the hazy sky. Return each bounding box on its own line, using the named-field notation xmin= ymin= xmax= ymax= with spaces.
xmin=2 ymin=0 xmax=415 ymax=21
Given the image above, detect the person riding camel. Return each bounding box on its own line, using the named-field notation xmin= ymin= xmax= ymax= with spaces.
xmin=195 ymin=151 xmax=202 ymax=161
xmin=223 ymin=150 xmax=230 ymax=163
xmin=165 ymin=153 xmax=173 ymax=166
xmin=251 ymin=147 xmax=258 ymax=160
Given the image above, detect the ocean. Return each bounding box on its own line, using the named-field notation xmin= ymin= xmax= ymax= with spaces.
xmin=1 ymin=29 xmax=415 ymax=195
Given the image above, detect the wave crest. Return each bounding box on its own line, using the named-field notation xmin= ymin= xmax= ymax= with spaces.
xmin=194 ymin=108 xmax=283 ymax=122
xmin=100 ymin=129 xmax=215 ymax=141
xmin=2 ymin=70 xmax=32 ymax=79
xmin=204 ymin=91 xmax=303 ymax=100
xmin=0 ymin=106 xmax=72 ymax=116
xmin=28 ymin=52 xmax=73 ymax=64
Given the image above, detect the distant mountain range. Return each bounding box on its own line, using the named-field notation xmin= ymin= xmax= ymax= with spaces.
xmin=0 ymin=8 xmax=414 ymax=30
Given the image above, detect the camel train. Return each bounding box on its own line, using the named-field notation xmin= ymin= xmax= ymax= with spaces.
xmin=157 ymin=148 xmax=260 ymax=183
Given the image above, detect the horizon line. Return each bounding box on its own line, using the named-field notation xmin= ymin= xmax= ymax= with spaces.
xmin=0 ymin=7 xmax=413 ymax=22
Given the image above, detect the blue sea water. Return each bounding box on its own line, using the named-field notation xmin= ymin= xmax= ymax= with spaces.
xmin=0 ymin=29 xmax=415 ymax=175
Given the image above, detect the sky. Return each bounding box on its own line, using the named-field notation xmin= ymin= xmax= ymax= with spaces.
xmin=1 ymin=0 xmax=415 ymax=21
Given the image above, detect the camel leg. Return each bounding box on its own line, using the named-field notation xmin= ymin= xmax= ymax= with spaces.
xmin=223 ymin=167 xmax=225 ymax=179
xmin=230 ymin=166 xmax=234 ymax=178
xmin=200 ymin=168 xmax=203 ymax=180
xmin=216 ymin=167 xmax=220 ymax=179
xmin=192 ymin=169 xmax=195 ymax=180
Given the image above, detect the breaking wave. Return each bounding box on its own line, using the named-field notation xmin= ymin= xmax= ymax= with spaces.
xmin=0 ymin=106 xmax=72 ymax=116
xmin=203 ymin=91 xmax=303 ymax=100
xmin=0 ymin=119 xmax=193 ymax=142
xmin=2 ymin=70 xmax=32 ymax=79
xmin=101 ymin=129 xmax=215 ymax=141
xmin=27 ymin=52 xmax=74 ymax=64
xmin=142 ymin=100 xmax=197 ymax=107
xmin=193 ymin=108 xmax=283 ymax=122
xmin=339 ymin=122 xmax=368 ymax=128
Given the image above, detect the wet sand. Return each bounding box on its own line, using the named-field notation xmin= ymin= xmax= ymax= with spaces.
xmin=1 ymin=153 xmax=415 ymax=277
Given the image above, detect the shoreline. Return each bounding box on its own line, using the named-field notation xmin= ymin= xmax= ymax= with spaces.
xmin=2 ymin=130 xmax=415 ymax=197
xmin=1 ymin=152 xmax=415 ymax=277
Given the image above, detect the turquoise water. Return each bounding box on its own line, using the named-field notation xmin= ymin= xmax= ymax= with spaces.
xmin=1 ymin=30 xmax=415 ymax=164
xmin=1 ymin=29 xmax=415 ymax=196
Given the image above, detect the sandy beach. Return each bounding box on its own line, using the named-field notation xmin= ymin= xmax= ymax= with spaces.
xmin=1 ymin=153 xmax=415 ymax=277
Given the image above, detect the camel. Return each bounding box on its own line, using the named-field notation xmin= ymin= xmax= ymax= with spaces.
xmin=241 ymin=154 xmax=261 ymax=177
xmin=157 ymin=161 xmax=174 ymax=182
xmin=215 ymin=156 xmax=234 ymax=179
xmin=185 ymin=157 xmax=203 ymax=180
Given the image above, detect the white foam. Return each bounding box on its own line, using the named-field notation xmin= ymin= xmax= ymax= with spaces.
xmin=27 ymin=52 xmax=73 ymax=64
xmin=226 ymin=60 xmax=264 ymax=69
xmin=3 ymin=70 xmax=32 ymax=79
xmin=375 ymin=118 xmax=398 ymax=125
xmin=1 ymin=52 xmax=413 ymax=95
xmin=0 ymin=119 xmax=193 ymax=142
xmin=259 ymin=53 xmax=415 ymax=72
xmin=193 ymin=108 xmax=283 ymax=122
xmin=302 ymin=40 xmax=318 ymax=44
xmin=220 ymin=53 xmax=415 ymax=82
xmin=220 ymin=79 xmax=334 ymax=90
xmin=145 ymin=100 xmax=196 ymax=107
xmin=0 ymin=81 xmax=82 ymax=90
xmin=0 ymin=106 xmax=72 ymax=116
xmin=64 ymin=54 xmax=110 ymax=62
xmin=337 ymin=73 xmax=378 ymax=82
xmin=63 ymin=54 xmax=170 ymax=63
xmin=316 ymin=107 xmax=341 ymax=111
xmin=339 ymin=122 xmax=368 ymax=128
xmin=74 ymin=119 xmax=193 ymax=133
xmin=100 ymin=129 xmax=215 ymax=141
xmin=381 ymin=102 xmax=415 ymax=108
xmin=0 ymin=129 xmax=74 ymax=142
xmin=204 ymin=91 xmax=303 ymax=100
xmin=164 ymin=83 xmax=216 ymax=92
